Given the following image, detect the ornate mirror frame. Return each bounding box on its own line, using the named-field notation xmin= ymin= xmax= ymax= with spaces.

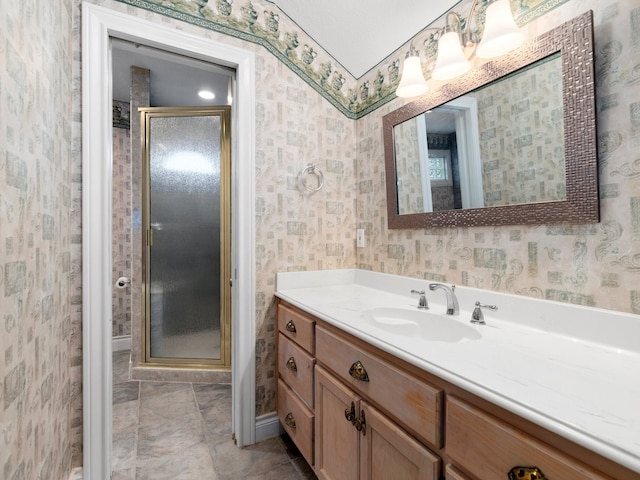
xmin=383 ymin=11 xmax=598 ymax=229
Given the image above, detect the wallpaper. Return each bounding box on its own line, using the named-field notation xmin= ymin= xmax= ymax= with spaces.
xmin=475 ymin=55 xmax=566 ymax=206
xmin=393 ymin=118 xmax=424 ymax=215
xmin=357 ymin=0 xmax=640 ymax=315
xmin=110 ymin=0 xmax=572 ymax=118
xmin=252 ymin=55 xmax=358 ymax=413
xmin=0 ymin=1 xmax=74 ymax=479
xmin=5 ymin=0 xmax=636 ymax=477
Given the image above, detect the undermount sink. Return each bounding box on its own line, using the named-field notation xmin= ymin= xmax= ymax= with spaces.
xmin=364 ymin=307 xmax=481 ymax=343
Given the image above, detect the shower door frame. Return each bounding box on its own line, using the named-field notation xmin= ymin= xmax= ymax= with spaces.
xmin=140 ymin=106 xmax=232 ymax=368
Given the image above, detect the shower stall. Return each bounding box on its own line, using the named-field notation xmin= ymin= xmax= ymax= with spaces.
xmin=140 ymin=106 xmax=231 ymax=368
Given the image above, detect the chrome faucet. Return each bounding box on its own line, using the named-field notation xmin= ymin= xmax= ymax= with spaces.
xmin=410 ymin=289 xmax=429 ymax=310
xmin=470 ymin=301 xmax=498 ymax=325
xmin=428 ymin=283 xmax=459 ymax=315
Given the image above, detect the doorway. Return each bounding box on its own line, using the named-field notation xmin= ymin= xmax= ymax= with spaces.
xmin=82 ymin=4 xmax=257 ymax=478
xmin=141 ymin=106 xmax=232 ymax=368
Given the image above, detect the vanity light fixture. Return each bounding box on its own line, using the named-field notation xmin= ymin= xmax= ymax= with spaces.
xmin=397 ymin=0 xmax=524 ymax=93
xmin=396 ymin=47 xmax=429 ymax=98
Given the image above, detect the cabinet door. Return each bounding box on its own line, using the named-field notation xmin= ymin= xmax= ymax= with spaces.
xmin=360 ymin=401 xmax=441 ymax=480
xmin=315 ymin=366 xmax=360 ymax=480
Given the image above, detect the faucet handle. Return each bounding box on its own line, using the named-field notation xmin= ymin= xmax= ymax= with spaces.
xmin=410 ymin=289 xmax=429 ymax=310
xmin=471 ymin=301 xmax=498 ymax=325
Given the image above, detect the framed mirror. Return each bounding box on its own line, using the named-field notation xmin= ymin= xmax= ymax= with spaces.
xmin=383 ymin=11 xmax=598 ymax=229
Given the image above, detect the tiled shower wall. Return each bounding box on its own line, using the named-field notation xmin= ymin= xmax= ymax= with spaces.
xmin=1 ymin=1 xmax=73 ymax=479
xmin=112 ymin=105 xmax=132 ymax=338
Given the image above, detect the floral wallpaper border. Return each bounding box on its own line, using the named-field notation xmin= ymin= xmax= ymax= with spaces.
xmin=115 ymin=0 xmax=571 ymax=119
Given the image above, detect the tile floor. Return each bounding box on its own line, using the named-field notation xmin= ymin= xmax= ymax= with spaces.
xmin=112 ymin=351 xmax=317 ymax=480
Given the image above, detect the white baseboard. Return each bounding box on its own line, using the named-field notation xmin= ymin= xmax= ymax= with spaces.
xmin=112 ymin=335 xmax=131 ymax=352
xmin=68 ymin=467 xmax=83 ymax=480
xmin=255 ymin=412 xmax=282 ymax=443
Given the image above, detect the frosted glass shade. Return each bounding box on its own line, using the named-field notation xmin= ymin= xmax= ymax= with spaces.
xmin=477 ymin=0 xmax=524 ymax=58
xmin=431 ymin=31 xmax=471 ymax=81
xmin=396 ymin=56 xmax=429 ymax=98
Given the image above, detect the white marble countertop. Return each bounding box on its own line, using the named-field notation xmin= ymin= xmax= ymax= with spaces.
xmin=275 ymin=269 xmax=640 ymax=475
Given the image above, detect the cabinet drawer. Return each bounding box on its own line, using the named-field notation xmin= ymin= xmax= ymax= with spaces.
xmin=277 ymin=378 xmax=314 ymax=466
xmin=278 ymin=333 xmax=315 ymax=408
xmin=316 ymin=325 xmax=443 ymax=448
xmin=446 ymin=397 xmax=612 ymax=480
xmin=277 ymin=303 xmax=315 ymax=353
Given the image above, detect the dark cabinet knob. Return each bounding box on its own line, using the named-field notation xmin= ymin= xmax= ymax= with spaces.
xmin=508 ymin=466 xmax=547 ymax=480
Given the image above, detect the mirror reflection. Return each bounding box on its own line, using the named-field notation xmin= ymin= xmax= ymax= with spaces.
xmin=393 ymin=52 xmax=564 ymax=215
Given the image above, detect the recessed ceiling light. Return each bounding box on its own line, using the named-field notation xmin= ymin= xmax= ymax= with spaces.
xmin=198 ymin=90 xmax=215 ymax=100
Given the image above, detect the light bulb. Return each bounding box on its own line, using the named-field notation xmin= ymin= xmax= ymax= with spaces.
xmin=432 ymin=31 xmax=471 ymax=81
xmin=477 ymin=0 xmax=524 ymax=58
xmin=198 ymin=89 xmax=215 ymax=100
xmin=396 ymin=56 xmax=429 ymax=98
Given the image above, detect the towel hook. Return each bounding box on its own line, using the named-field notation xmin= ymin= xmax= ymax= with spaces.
xmin=299 ymin=163 xmax=324 ymax=192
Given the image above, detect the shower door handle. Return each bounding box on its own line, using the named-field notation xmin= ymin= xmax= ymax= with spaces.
xmin=146 ymin=228 xmax=154 ymax=247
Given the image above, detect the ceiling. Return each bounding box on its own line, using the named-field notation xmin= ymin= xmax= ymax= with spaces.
xmin=269 ymin=0 xmax=459 ymax=78
xmin=112 ymin=1 xmax=460 ymax=105
xmin=112 ymin=39 xmax=234 ymax=105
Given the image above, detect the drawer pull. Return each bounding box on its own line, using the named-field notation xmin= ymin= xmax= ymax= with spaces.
xmin=508 ymin=466 xmax=547 ymax=480
xmin=284 ymin=412 xmax=296 ymax=429
xmin=285 ymin=356 xmax=297 ymax=372
xmin=348 ymin=360 xmax=370 ymax=382
xmin=285 ymin=320 xmax=297 ymax=333
xmin=345 ymin=401 xmax=356 ymax=423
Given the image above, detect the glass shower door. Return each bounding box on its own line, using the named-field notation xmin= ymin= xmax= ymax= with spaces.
xmin=141 ymin=107 xmax=231 ymax=367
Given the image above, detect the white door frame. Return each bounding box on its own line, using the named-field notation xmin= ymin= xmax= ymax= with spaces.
xmin=415 ymin=114 xmax=434 ymax=212
xmin=444 ymin=96 xmax=484 ymax=209
xmin=81 ymin=3 xmax=256 ymax=478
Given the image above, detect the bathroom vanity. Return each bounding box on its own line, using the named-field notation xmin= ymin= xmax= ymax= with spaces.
xmin=275 ymin=269 xmax=640 ymax=480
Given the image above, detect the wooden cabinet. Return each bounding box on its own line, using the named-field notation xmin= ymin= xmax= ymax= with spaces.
xmin=315 ymin=366 xmax=440 ymax=480
xmin=276 ymin=300 xmax=638 ymax=480
xmin=314 ymin=322 xmax=442 ymax=480
xmin=276 ymin=302 xmax=316 ymax=466
xmin=316 ymin=324 xmax=443 ymax=449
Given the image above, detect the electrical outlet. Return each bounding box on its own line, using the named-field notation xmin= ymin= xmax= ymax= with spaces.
xmin=356 ymin=229 xmax=365 ymax=248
